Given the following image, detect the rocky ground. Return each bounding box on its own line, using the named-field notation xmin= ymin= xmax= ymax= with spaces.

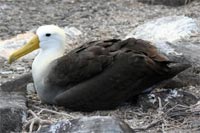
xmin=0 ymin=0 xmax=200 ymax=132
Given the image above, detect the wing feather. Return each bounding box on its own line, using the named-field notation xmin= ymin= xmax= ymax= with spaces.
xmin=46 ymin=38 xmax=170 ymax=90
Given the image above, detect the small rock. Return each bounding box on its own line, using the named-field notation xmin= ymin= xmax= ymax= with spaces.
xmin=38 ymin=116 xmax=135 ymax=133
xmin=64 ymin=27 xmax=82 ymax=38
xmin=64 ymin=26 xmax=83 ymax=48
xmin=0 ymin=71 xmax=13 ymax=75
xmin=1 ymin=75 xmax=8 ymax=78
xmin=0 ymin=4 xmax=10 ymax=10
xmin=1 ymin=73 xmax=32 ymax=92
xmin=0 ymin=32 xmax=38 ymax=60
xmin=16 ymin=67 xmax=25 ymax=71
xmin=26 ymin=83 xmax=36 ymax=94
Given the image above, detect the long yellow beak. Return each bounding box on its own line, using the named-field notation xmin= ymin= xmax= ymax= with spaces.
xmin=8 ymin=35 xmax=40 ymax=64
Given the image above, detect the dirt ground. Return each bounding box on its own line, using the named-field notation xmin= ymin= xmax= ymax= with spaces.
xmin=0 ymin=0 xmax=200 ymax=132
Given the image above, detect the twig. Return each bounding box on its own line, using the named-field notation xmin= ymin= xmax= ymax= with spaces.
xmin=33 ymin=105 xmax=75 ymax=119
xmin=165 ymin=104 xmax=191 ymax=116
xmin=162 ymin=123 xmax=165 ymax=133
xmin=157 ymin=97 xmax=163 ymax=115
xmin=132 ymin=120 xmax=162 ymax=131
xmin=24 ymin=110 xmax=52 ymax=132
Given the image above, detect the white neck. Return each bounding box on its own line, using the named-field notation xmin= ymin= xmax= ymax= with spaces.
xmin=32 ymin=44 xmax=65 ymax=84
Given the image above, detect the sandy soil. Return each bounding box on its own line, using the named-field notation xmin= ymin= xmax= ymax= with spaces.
xmin=0 ymin=0 xmax=200 ymax=132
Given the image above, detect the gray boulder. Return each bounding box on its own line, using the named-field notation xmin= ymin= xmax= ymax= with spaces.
xmin=38 ymin=116 xmax=134 ymax=133
xmin=0 ymin=73 xmax=32 ymax=133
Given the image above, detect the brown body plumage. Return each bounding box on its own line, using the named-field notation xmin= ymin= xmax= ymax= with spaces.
xmin=9 ymin=25 xmax=190 ymax=111
xmin=46 ymin=38 xmax=189 ymax=111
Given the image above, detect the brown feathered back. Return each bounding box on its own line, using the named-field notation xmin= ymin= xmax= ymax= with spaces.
xmin=44 ymin=38 xmax=190 ymax=111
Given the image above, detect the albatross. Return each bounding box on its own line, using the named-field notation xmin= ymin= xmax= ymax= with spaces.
xmin=9 ymin=25 xmax=190 ymax=111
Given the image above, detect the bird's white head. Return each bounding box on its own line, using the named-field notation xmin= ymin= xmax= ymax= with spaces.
xmin=37 ymin=25 xmax=66 ymax=51
xmin=8 ymin=25 xmax=66 ymax=63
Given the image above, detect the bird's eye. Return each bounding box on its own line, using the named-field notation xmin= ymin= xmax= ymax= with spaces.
xmin=45 ymin=33 xmax=51 ymax=37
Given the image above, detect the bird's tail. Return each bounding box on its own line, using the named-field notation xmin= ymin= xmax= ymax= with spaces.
xmin=167 ymin=63 xmax=191 ymax=77
xmin=141 ymin=63 xmax=191 ymax=94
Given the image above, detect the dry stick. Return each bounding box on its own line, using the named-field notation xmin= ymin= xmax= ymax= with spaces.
xmin=29 ymin=110 xmax=51 ymax=132
xmin=157 ymin=97 xmax=166 ymax=133
xmin=37 ymin=125 xmax=42 ymax=132
xmin=32 ymin=105 xmax=75 ymax=119
xmin=166 ymin=103 xmax=194 ymax=117
xmin=132 ymin=97 xmax=164 ymax=131
xmin=165 ymin=118 xmax=192 ymax=131
xmin=189 ymin=101 xmax=200 ymax=112
xmin=162 ymin=101 xmax=200 ymax=131
xmin=157 ymin=97 xmax=163 ymax=115
xmin=167 ymin=102 xmax=200 ymax=130
xmin=132 ymin=110 xmax=149 ymax=117
xmin=24 ymin=110 xmax=52 ymax=132
xmin=167 ymin=117 xmax=189 ymax=130
xmin=133 ymin=100 xmax=200 ymax=132
xmin=162 ymin=123 xmax=165 ymax=133
xmin=132 ymin=120 xmax=162 ymax=131
xmin=165 ymin=103 xmax=199 ymax=118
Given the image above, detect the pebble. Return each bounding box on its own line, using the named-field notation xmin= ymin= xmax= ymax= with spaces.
xmin=26 ymin=83 xmax=36 ymax=94
xmin=64 ymin=27 xmax=82 ymax=38
xmin=16 ymin=67 xmax=25 ymax=71
xmin=1 ymin=75 xmax=8 ymax=78
xmin=0 ymin=71 xmax=13 ymax=75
